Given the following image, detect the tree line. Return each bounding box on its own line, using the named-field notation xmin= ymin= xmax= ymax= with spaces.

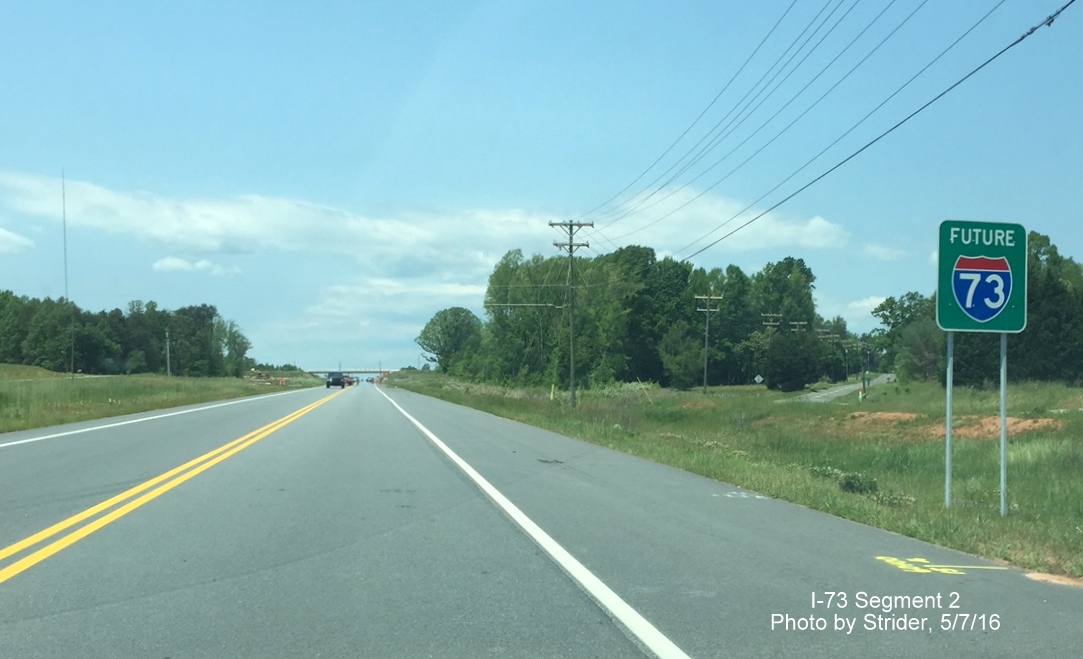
xmin=417 ymin=231 xmax=1082 ymax=391
xmin=0 ymin=293 xmax=254 ymax=377
xmin=874 ymin=232 xmax=1083 ymax=387
xmin=419 ymin=245 xmax=854 ymax=391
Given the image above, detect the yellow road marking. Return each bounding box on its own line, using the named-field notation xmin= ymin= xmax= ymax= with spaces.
xmin=877 ymin=555 xmax=1009 ymax=575
xmin=0 ymin=389 xmax=345 ymax=585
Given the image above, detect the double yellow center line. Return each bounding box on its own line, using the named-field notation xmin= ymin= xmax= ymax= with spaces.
xmin=0 ymin=390 xmax=344 ymax=585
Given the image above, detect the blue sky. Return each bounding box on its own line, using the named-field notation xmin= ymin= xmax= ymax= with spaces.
xmin=1 ymin=1 xmax=1080 ymax=371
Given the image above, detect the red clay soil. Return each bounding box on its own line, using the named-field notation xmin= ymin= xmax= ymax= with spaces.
xmin=843 ymin=411 xmax=1061 ymax=440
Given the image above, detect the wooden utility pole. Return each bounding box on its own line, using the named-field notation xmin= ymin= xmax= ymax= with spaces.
xmin=696 ymin=295 xmax=723 ymax=393
xmin=549 ymin=220 xmax=592 ymax=407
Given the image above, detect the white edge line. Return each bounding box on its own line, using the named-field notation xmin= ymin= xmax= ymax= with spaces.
xmin=0 ymin=388 xmax=311 ymax=450
xmin=376 ymin=386 xmax=691 ymax=659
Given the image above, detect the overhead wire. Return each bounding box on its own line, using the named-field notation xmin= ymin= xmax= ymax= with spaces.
xmin=578 ymin=0 xmax=1062 ymax=291
xmin=595 ymin=0 xmax=906 ymax=244
xmin=681 ymin=0 xmax=1069 ymax=261
xmin=586 ymin=0 xmax=835 ymax=229
xmin=654 ymin=0 xmax=861 ymax=189
xmin=572 ymin=0 xmax=823 ymax=287
xmin=500 ymin=1 xmax=1073 ymax=307
xmin=597 ymin=0 xmax=857 ymax=229
xmin=596 ymin=0 xmax=927 ymax=245
xmin=573 ymin=0 xmax=801 ymax=226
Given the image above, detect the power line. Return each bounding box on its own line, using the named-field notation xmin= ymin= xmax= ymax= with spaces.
xmin=590 ymin=1 xmax=834 ymax=229
xmin=599 ymin=0 xmax=856 ymax=229
xmin=576 ymin=0 xmax=802 ymax=226
xmin=571 ymin=0 xmax=1066 ymax=295
xmin=498 ymin=1 xmax=1073 ymax=315
xmin=596 ymin=0 xmax=913 ymax=243
xmin=681 ymin=0 xmax=1068 ymax=261
xmin=673 ymin=0 xmax=996 ymax=256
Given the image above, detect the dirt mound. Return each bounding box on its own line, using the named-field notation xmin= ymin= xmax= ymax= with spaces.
xmin=847 ymin=412 xmax=918 ymax=423
xmin=841 ymin=412 xmax=1061 ymax=440
xmin=932 ymin=415 xmax=1062 ymax=439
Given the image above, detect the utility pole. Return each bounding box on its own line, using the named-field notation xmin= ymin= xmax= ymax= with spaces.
xmin=549 ymin=220 xmax=592 ymax=407
xmin=696 ymin=295 xmax=723 ymax=393
xmin=165 ymin=328 xmax=171 ymax=376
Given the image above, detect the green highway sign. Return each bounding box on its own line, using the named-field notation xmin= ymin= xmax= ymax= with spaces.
xmin=937 ymin=220 xmax=1027 ymax=333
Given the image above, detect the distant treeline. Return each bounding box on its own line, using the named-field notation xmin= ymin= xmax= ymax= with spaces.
xmin=0 ymin=293 xmax=254 ymax=377
xmin=416 ymin=232 xmax=1083 ymax=390
xmin=419 ymin=245 xmax=855 ymax=392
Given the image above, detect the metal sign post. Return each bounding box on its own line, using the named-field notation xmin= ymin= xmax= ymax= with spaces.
xmin=945 ymin=331 xmax=953 ymax=508
xmin=936 ymin=220 xmax=1026 ymax=515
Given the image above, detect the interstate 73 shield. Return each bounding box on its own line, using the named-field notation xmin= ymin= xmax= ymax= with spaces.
xmin=937 ymin=221 xmax=1026 ymax=333
xmin=951 ymin=256 xmax=1011 ymax=323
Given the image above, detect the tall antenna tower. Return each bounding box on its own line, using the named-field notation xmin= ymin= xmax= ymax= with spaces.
xmin=63 ymin=169 xmax=75 ymax=378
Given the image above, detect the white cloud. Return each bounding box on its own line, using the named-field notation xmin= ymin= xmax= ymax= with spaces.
xmin=152 ymin=256 xmax=241 ymax=276
xmin=304 ymin=279 xmax=487 ymax=319
xmin=589 ymin=187 xmax=850 ymax=258
xmin=0 ymin=174 xmax=853 ymax=275
xmin=0 ymin=171 xmax=864 ymax=366
xmin=848 ymin=295 xmax=886 ymax=315
xmin=0 ymin=225 xmax=33 ymax=253
xmin=861 ymin=244 xmax=907 ymax=262
xmin=0 ymin=170 xmax=559 ymax=284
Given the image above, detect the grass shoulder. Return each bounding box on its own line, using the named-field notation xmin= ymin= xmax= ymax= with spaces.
xmin=0 ymin=365 xmax=324 ymax=434
xmin=385 ymin=370 xmax=1083 ymax=580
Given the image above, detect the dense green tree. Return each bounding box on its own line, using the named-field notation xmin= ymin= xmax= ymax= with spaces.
xmin=172 ymin=304 xmax=220 ymax=376
xmin=125 ymin=300 xmax=167 ymax=373
xmin=894 ymin=318 xmax=943 ymax=382
xmin=947 ymin=232 xmax=1083 ymax=386
xmin=483 ymin=250 xmax=566 ymax=383
xmin=126 ymin=349 xmax=148 ymax=374
xmin=74 ymin=311 xmax=123 ymax=374
xmin=763 ymin=328 xmax=827 ymax=392
xmin=871 ymin=292 xmax=935 ymax=335
xmin=418 ymin=231 xmax=1083 ymax=392
xmin=0 ymin=291 xmax=35 ymax=363
xmin=22 ymin=298 xmax=75 ymax=372
xmin=752 ymin=257 xmax=817 ymax=326
xmin=1010 ymin=232 xmax=1083 ymax=382
xmin=870 ymin=292 xmax=934 ymax=368
xmin=416 ymin=307 xmax=483 ymax=373
xmin=658 ymin=319 xmax=702 ymax=390
xmin=215 ymin=317 xmax=253 ymax=378
xmin=0 ymin=291 xmax=251 ymax=377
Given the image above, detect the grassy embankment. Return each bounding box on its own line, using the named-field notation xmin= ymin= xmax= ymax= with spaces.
xmin=385 ymin=370 xmax=1083 ymax=580
xmin=0 ymin=364 xmax=323 ymax=434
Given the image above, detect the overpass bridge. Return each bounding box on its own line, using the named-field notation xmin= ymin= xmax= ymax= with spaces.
xmin=308 ymin=368 xmax=395 ymax=378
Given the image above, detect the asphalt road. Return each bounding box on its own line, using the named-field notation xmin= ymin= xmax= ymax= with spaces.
xmin=1 ymin=384 xmax=1080 ymax=658
xmin=790 ymin=373 xmax=895 ymax=403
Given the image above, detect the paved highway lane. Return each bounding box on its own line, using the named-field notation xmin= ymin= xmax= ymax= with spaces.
xmin=0 ymin=386 xmax=642 ymax=657
xmin=375 ymin=386 xmax=1083 ymax=658
xmin=1 ymin=384 xmax=1081 ymax=657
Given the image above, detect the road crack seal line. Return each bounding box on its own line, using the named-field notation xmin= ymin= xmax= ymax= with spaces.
xmin=0 ymin=389 xmax=347 ymax=585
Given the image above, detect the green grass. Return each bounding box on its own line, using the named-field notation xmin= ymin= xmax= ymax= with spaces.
xmin=0 ymin=365 xmax=323 ymax=433
xmin=385 ymin=371 xmax=1083 ymax=580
